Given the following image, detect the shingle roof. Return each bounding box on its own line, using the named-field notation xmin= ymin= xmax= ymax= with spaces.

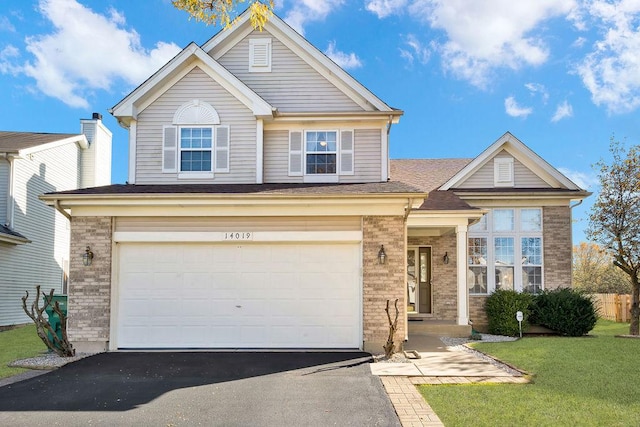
xmin=0 ymin=132 xmax=81 ymax=152
xmin=390 ymin=159 xmax=472 ymax=192
xmin=389 ymin=159 xmax=477 ymax=211
xmin=44 ymin=181 xmax=425 ymax=197
xmin=0 ymin=224 xmax=29 ymax=242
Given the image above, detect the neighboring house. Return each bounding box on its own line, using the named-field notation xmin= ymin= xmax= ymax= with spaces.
xmin=0 ymin=114 xmax=111 ymax=327
xmin=42 ymin=11 xmax=588 ymax=353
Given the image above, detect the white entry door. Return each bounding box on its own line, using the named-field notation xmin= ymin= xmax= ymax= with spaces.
xmin=116 ymin=242 xmax=361 ymax=349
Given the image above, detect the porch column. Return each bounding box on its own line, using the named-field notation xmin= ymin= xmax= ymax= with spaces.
xmin=456 ymin=224 xmax=469 ymax=325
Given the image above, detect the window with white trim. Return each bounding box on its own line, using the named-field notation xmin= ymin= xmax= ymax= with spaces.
xmin=468 ymin=208 xmax=543 ymax=294
xmin=180 ymin=127 xmax=212 ymax=172
xmin=162 ymin=100 xmax=229 ymax=178
xmin=288 ymin=129 xmax=354 ymax=180
xmin=306 ymin=131 xmax=337 ymax=174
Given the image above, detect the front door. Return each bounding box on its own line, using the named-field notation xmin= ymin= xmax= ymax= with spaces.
xmin=407 ymin=247 xmax=432 ymax=314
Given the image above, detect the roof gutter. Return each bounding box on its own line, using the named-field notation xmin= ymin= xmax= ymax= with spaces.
xmin=53 ymin=199 xmax=72 ymax=221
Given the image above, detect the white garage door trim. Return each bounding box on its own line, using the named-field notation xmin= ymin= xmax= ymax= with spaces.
xmin=113 ymin=231 xmax=362 ymax=243
xmin=110 ymin=237 xmax=362 ymax=350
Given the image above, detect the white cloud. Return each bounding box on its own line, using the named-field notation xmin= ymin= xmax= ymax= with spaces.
xmin=558 ymin=167 xmax=597 ymax=189
xmin=575 ymin=0 xmax=640 ymax=114
xmin=0 ymin=45 xmax=20 ymax=74
xmin=373 ymin=0 xmax=576 ymax=87
xmin=399 ymin=34 xmax=431 ymax=66
xmin=365 ymin=0 xmax=408 ymax=19
xmin=0 ymin=16 xmax=16 ymax=33
xmin=552 ymin=100 xmax=574 ymax=122
xmin=284 ymin=0 xmax=344 ymax=35
xmin=2 ymin=0 xmax=180 ymax=109
xmin=324 ymin=41 xmax=362 ymax=69
xmin=504 ymin=96 xmax=533 ymax=118
xmin=525 ymin=82 xmax=549 ymax=103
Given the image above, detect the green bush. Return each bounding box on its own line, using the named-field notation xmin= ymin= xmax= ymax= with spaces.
xmin=531 ymin=288 xmax=597 ymax=336
xmin=485 ymin=290 xmax=534 ymax=336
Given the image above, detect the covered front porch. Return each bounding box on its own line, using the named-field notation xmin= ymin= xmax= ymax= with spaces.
xmin=405 ymin=208 xmax=485 ymax=338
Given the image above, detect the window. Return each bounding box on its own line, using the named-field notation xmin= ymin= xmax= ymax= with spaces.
xmin=180 ymin=127 xmax=212 ymax=172
xmin=306 ymin=131 xmax=337 ymax=174
xmin=468 ymin=237 xmax=487 ymax=294
xmin=468 ymin=208 xmax=543 ymax=294
xmin=163 ymin=100 xmax=229 ymax=178
xmin=288 ymin=129 xmax=354 ymax=180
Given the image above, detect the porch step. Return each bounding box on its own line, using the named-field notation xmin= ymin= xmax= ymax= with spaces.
xmin=408 ymin=319 xmax=472 ymax=337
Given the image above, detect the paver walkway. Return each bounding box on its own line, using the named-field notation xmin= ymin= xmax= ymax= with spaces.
xmin=373 ymin=336 xmax=529 ymax=426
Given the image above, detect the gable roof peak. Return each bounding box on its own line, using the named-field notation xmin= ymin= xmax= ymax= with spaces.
xmin=439 ymin=131 xmax=583 ymax=191
xmin=202 ymin=9 xmax=396 ymax=113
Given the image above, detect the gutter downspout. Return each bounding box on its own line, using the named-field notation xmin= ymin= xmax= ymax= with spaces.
xmin=570 ymin=199 xmax=583 ymax=209
xmin=54 ymin=199 xmax=72 ymax=221
xmin=386 ymin=115 xmax=393 ymax=182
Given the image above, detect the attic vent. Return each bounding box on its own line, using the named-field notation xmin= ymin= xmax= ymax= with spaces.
xmin=249 ymin=38 xmax=272 ymax=72
xmin=494 ymin=157 xmax=514 ymax=187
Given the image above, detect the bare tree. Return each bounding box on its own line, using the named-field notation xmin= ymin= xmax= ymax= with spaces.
xmin=588 ymin=139 xmax=640 ymax=335
xmin=573 ymin=242 xmax=630 ymax=294
xmin=22 ymin=286 xmax=75 ymax=357
xmin=172 ymin=0 xmax=274 ymax=29
xmin=383 ymin=299 xmax=399 ymax=358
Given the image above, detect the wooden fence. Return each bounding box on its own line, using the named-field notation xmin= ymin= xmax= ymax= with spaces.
xmin=591 ymin=293 xmax=632 ymax=323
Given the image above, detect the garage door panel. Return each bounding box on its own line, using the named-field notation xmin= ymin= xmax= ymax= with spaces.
xmin=117 ymin=243 xmax=360 ymax=349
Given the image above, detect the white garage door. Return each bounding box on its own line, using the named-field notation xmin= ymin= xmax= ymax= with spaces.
xmin=116 ymin=242 xmax=361 ymax=349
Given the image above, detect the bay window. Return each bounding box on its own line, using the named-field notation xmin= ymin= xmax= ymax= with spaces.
xmin=469 ymin=208 xmax=543 ymax=294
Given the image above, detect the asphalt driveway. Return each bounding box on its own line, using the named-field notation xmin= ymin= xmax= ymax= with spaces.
xmin=0 ymin=351 xmax=400 ymax=426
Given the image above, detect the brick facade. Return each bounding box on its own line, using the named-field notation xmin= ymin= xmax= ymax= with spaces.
xmin=407 ymin=234 xmax=458 ymax=321
xmin=543 ymin=206 xmax=573 ymax=289
xmin=362 ymin=216 xmax=406 ymax=353
xmin=68 ymin=216 xmax=112 ymax=352
xmin=468 ymin=205 xmax=574 ymax=331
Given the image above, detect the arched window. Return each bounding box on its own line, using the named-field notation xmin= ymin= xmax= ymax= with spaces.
xmin=162 ymin=100 xmax=229 ymax=177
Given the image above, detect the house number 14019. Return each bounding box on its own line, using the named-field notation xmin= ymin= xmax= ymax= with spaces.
xmin=224 ymin=232 xmax=253 ymax=240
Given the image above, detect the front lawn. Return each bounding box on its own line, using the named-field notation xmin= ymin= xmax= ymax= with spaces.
xmin=0 ymin=325 xmax=47 ymax=379
xmin=419 ymin=320 xmax=640 ymax=426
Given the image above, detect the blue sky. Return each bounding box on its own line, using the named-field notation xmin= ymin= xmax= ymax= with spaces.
xmin=2 ymin=0 xmax=640 ymax=243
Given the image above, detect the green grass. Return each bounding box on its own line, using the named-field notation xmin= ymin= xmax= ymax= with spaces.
xmin=418 ymin=320 xmax=640 ymax=427
xmin=0 ymin=325 xmax=48 ymax=379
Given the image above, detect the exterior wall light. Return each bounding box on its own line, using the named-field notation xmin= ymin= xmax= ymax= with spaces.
xmin=82 ymin=246 xmax=94 ymax=267
xmin=378 ymin=245 xmax=387 ymax=265
xmin=443 ymin=252 xmax=449 ymax=264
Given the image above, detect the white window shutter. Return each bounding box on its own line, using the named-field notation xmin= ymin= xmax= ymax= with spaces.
xmin=162 ymin=125 xmax=177 ymax=173
xmin=215 ymin=126 xmax=230 ymax=173
xmin=339 ymin=130 xmax=354 ymax=175
xmin=494 ymin=157 xmax=514 ymax=187
xmin=288 ymin=131 xmax=303 ymax=176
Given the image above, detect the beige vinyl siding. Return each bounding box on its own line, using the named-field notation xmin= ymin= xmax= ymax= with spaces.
xmin=0 ymin=159 xmax=8 ymax=224
xmin=263 ymin=128 xmax=382 ymax=183
xmin=0 ymin=143 xmax=79 ymax=326
xmin=340 ymin=129 xmax=381 ymax=183
xmin=135 ymin=67 xmax=257 ymax=184
xmin=115 ymin=216 xmax=361 ymax=232
xmin=216 ymin=30 xmax=365 ymax=113
xmin=457 ymin=150 xmax=550 ymax=189
xmin=264 ymin=129 xmax=300 ymax=183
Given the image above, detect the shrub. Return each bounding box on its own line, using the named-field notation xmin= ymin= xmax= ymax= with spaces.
xmin=485 ymin=290 xmax=534 ymax=336
xmin=531 ymin=288 xmax=597 ymax=336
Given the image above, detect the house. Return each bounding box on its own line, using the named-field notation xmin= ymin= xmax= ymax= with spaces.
xmin=0 ymin=114 xmax=112 ymax=327
xmin=41 ymin=11 xmax=588 ymax=353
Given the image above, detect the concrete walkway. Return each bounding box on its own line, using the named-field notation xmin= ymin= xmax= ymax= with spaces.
xmin=372 ymin=335 xmax=529 ymax=427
